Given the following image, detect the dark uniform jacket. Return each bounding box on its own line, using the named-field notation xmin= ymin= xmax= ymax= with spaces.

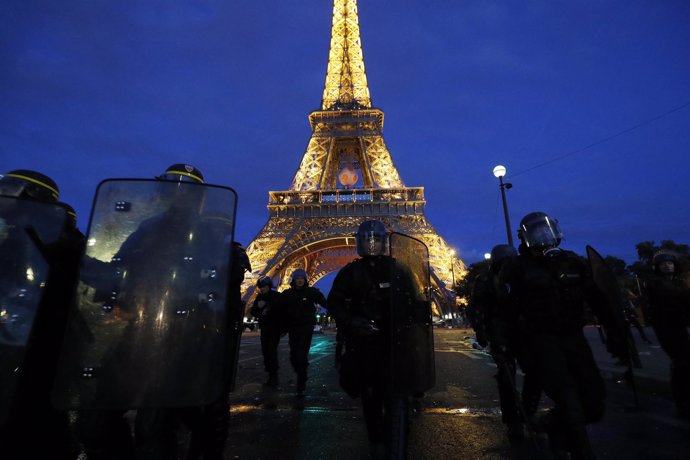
xmin=250 ymin=289 xmax=284 ymax=330
xmin=645 ymin=272 xmax=690 ymax=358
xmin=469 ymin=271 xmax=499 ymax=347
xmin=496 ymin=249 xmax=619 ymax=349
xmin=281 ymin=283 xmax=326 ymax=328
xmin=329 ymin=255 xmax=428 ymax=335
xmin=328 ymin=256 xmax=397 ymax=397
xmin=329 ymin=255 xmax=432 ymax=396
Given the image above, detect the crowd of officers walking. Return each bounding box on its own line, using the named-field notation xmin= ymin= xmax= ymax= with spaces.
xmin=249 ymin=269 xmax=326 ymax=394
xmin=0 ymin=165 xmax=426 ymax=460
xmin=468 ymin=212 xmax=690 ymax=459
xmin=1 ymin=166 xmax=689 ymax=460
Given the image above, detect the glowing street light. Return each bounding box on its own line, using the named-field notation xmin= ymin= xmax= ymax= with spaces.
xmin=449 ymin=249 xmax=457 ymax=322
xmin=493 ymin=165 xmax=514 ymax=247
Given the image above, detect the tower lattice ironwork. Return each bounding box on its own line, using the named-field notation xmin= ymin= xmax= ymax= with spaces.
xmin=243 ymin=0 xmax=466 ymax=315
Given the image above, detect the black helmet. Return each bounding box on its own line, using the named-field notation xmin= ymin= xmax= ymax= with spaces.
xmin=257 ymin=276 xmax=273 ymax=289
xmin=356 ymin=220 xmax=388 ymax=257
xmin=652 ymin=250 xmax=678 ymax=271
xmin=489 ymin=244 xmax=517 ymax=272
xmin=290 ymin=269 xmax=308 ymax=283
xmin=517 ymin=211 xmax=563 ymax=249
xmin=158 ymin=164 xmax=204 ymax=184
xmin=0 ymin=169 xmax=59 ymax=202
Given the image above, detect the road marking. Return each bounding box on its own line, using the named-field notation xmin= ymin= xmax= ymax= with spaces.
xmin=435 ymin=349 xmax=482 ymax=360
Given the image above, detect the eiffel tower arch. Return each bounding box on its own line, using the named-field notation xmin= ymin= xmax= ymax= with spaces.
xmin=243 ymin=0 xmax=466 ymax=317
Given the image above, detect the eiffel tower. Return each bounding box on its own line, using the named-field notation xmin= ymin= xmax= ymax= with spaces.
xmin=243 ymin=0 xmax=465 ymax=316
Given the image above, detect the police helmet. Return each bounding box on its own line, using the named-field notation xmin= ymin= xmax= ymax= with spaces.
xmin=290 ymin=268 xmax=309 ymax=287
xmin=652 ymin=250 xmax=678 ymax=272
xmin=489 ymin=244 xmax=517 ymax=272
xmin=157 ymin=164 xmax=204 ymax=184
xmin=257 ymin=276 xmax=273 ymax=289
xmin=0 ymin=170 xmax=59 ymax=202
xmin=290 ymin=269 xmax=308 ymax=285
xmin=517 ymin=211 xmax=563 ymax=249
xmin=356 ymin=220 xmax=388 ymax=257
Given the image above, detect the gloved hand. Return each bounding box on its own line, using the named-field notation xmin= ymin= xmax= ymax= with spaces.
xmin=349 ymin=316 xmax=379 ymax=336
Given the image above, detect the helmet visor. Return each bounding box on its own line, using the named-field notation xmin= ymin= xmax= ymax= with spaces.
xmin=358 ymin=230 xmax=386 ymax=256
xmin=158 ymin=173 xmax=203 ymax=184
xmin=0 ymin=175 xmax=57 ymax=202
xmin=520 ymin=216 xmax=563 ymax=248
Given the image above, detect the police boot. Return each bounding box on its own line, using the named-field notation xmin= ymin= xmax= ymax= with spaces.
xmin=369 ymin=441 xmax=385 ymax=460
xmin=567 ymin=426 xmax=597 ymax=460
xmin=506 ymin=418 xmax=525 ymax=446
xmin=264 ymin=372 xmax=278 ymax=388
xmin=522 ymin=380 xmax=542 ymax=419
xmin=547 ymin=430 xmax=570 ymax=460
xmin=540 ymin=411 xmax=569 ymax=459
xmin=296 ymin=372 xmax=307 ymax=396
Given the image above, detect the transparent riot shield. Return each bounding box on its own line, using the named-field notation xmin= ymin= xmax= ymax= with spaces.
xmin=52 ymin=179 xmax=237 ymax=409
xmin=0 ymin=196 xmax=67 ymax=427
xmin=587 ymin=245 xmax=641 ymax=368
xmin=388 ymin=232 xmax=435 ymax=394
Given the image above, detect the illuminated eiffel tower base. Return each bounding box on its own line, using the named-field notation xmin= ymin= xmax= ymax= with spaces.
xmin=242 ymin=0 xmax=465 ymax=316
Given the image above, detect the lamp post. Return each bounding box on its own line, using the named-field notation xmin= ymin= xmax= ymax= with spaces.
xmin=449 ymin=249 xmax=456 ymax=323
xmin=493 ymin=165 xmax=514 ymax=247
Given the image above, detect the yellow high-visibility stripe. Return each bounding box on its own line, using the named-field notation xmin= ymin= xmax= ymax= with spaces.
xmin=6 ymin=173 xmax=59 ymax=199
xmin=165 ymin=170 xmax=204 ymax=183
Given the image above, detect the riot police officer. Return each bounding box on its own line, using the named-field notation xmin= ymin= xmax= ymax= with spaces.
xmin=281 ymin=269 xmax=326 ymax=395
xmin=645 ymin=250 xmax=690 ymax=419
xmin=470 ymin=245 xmax=517 ymax=347
xmin=250 ymin=276 xmax=284 ymax=388
xmin=328 ymin=220 xmax=432 ymax=458
xmin=75 ymin=164 xmax=210 ymax=459
xmin=73 ymin=164 xmax=239 ymax=460
xmin=496 ymin=212 xmax=625 ymax=460
xmin=470 ymin=244 xmax=541 ymax=444
xmin=0 ymin=169 xmax=84 ymax=460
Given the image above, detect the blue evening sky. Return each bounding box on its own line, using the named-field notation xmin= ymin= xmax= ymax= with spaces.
xmin=2 ymin=1 xmax=689 ymax=266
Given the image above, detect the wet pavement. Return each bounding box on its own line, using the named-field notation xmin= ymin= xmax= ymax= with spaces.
xmin=584 ymin=324 xmax=670 ymax=386
xmin=222 ymin=326 xmax=690 ymax=459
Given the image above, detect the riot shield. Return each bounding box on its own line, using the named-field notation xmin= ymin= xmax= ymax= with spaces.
xmin=0 ymin=196 xmax=67 ymax=427
xmin=586 ymin=245 xmax=641 ymax=364
xmin=587 ymin=245 xmax=641 ymax=405
xmin=388 ymin=232 xmax=435 ymax=394
xmin=52 ymin=179 xmax=238 ymax=409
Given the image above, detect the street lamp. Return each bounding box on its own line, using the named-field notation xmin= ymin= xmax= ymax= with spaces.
xmin=493 ymin=165 xmax=514 ymax=247
xmin=449 ymin=249 xmax=456 ymax=322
